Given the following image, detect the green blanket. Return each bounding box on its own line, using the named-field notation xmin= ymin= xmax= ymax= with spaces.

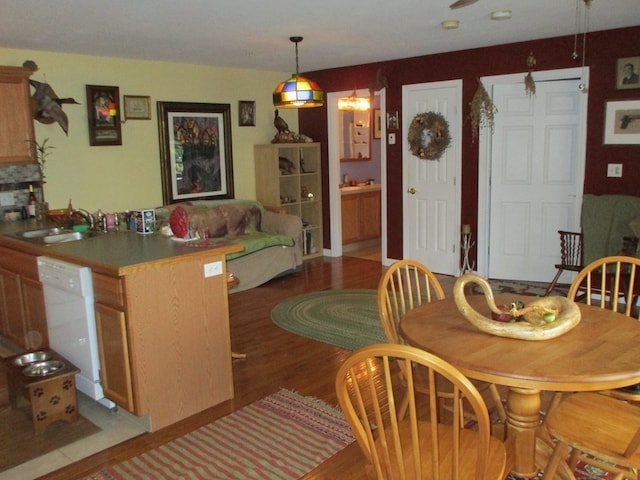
xmin=226 ymin=232 xmax=294 ymax=260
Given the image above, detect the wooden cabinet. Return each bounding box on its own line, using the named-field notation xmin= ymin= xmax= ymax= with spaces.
xmin=0 ymin=66 xmax=36 ymax=164
xmin=92 ymin=254 xmax=234 ymax=431
xmin=93 ymin=273 xmax=134 ymax=413
xmin=255 ymin=143 xmax=323 ymax=259
xmin=0 ymin=247 xmax=48 ymax=349
xmin=341 ymin=190 xmax=381 ymax=245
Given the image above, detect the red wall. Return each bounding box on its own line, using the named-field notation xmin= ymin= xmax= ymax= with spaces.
xmin=299 ymin=27 xmax=640 ymax=261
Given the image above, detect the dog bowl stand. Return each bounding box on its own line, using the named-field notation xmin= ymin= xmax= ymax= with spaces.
xmin=3 ymin=351 xmax=80 ymax=434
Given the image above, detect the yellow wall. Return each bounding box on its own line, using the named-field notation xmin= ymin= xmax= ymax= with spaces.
xmin=1 ymin=48 xmax=299 ymax=212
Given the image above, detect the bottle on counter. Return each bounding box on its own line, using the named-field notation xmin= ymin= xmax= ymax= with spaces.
xmin=27 ymin=184 xmax=37 ymax=218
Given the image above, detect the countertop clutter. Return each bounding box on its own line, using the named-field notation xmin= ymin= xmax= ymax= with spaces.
xmin=0 ymin=217 xmax=243 ymax=276
xmin=340 ymin=182 xmax=381 ymax=195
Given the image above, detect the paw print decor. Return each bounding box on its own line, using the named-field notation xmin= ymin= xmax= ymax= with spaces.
xmin=36 ymin=411 xmax=48 ymax=422
xmin=65 ymin=404 xmax=76 ymax=415
xmin=32 ymin=387 xmax=44 ymax=398
xmin=50 ymin=395 xmax=61 ymax=405
xmin=63 ymin=379 xmax=74 ymax=390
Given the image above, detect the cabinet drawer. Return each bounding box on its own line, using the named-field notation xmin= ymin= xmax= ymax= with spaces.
xmin=92 ymin=273 xmax=125 ymax=308
xmin=0 ymin=247 xmax=38 ymax=280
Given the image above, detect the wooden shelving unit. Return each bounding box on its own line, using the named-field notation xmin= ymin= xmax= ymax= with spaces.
xmin=254 ymin=143 xmax=323 ymax=259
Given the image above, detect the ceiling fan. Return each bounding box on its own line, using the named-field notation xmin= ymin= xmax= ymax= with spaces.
xmin=449 ymin=0 xmax=479 ymax=9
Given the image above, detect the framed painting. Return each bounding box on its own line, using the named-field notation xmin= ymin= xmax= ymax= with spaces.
xmin=616 ymin=57 xmax=640 ymax=90
xmin=157 ymin=101 xmax=234 ymax=204
xmin=123 ymin=95 xmax=151 ymax=120
xmin=603 ymin=99 xmax=640 ymax=145
xmin=86 ymin=85 xmax=122 ymax=146
xmin=373 ymin=108 xmax=381 ymax=139
xmin=238 ymin=100 xmax=256 ymax=126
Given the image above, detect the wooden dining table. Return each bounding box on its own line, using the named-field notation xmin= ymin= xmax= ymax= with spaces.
xmin=400 ymin=293 xmax=640 ymax=478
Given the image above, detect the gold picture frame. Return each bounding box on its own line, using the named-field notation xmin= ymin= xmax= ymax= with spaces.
xmin=123 ymin=95 xmax=152 ymax=120
xmin=616 ymin=57 xmax=640 ymax=90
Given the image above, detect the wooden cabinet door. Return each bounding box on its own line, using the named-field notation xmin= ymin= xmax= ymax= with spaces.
xmin=360 ymin=191 xmax=381 ymax=241
xmin=21 ymin=276 xmax=49 ymax=350
xmin=341 ymin=194 xmax=361 ymax=245
xmin=0 ymin=267 xmax=27 ymax=347
xmin=0 ymin=67 xmax=36 ymax=164
xmin=95 ymin=302 xmax=134 ymax=412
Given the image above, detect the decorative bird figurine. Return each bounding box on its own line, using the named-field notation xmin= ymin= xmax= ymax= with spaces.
xmin=273 ymin=109 xmax=289 ymax=134
xmin=29 ymin=79 xmax=79 ymax=135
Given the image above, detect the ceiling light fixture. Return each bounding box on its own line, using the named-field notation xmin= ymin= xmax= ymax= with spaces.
xmin=441 ymin=20 xmax=460 ymax=29
xmin=490 ymin=10 xmax=512 ymax=20
xmin=273 ymin=36 xmax=324 ymax=109
xmin=338 ymin=91 xmax=371 ymax=111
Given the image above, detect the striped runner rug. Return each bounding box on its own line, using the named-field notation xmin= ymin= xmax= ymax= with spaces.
xmin=83 ymin=389 xmax=355 ymax=480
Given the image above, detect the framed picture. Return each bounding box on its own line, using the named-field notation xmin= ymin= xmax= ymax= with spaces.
xmin=86 ymin=85 xmax=122 ymax=146
xmin=603 ymin=99 xmax=640 ymax=145
xmin=157 ymin=101 xmax=234 ymax=204
xmin=387 ymin=111 xmax=399 ymax=130
xmin=616 ymin=57 xmax=640 ymax=90
xmin=123 ymin=95 xmax=151 ymax=120
xmin=238 ymin=100 xmax=256 ymax=126
xmin=373 ymin=108 xmax=381 ymax=139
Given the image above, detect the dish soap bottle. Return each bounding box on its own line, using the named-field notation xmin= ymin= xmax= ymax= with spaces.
xmin=27 ymin=184 xmax=37 ymax=218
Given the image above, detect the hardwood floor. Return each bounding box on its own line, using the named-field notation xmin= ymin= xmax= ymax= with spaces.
xmin=38 ymin=256 xmax=384 ymax=480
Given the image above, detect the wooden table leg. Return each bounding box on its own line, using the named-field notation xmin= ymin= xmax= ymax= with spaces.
xmin=505 ymin=387 xmax=541 ymax=478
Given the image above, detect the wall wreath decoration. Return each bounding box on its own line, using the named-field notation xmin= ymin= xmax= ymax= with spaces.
xmin=407 ymin=112 xmax=451 ymax=160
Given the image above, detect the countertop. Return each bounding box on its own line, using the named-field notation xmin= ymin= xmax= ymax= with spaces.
xmin=340 ymin=183 xmax=381 ymax=195
xmin=0 ymin=219 xmax=243 ymax=277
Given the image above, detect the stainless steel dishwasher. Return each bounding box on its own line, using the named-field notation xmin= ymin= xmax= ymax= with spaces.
xmin=37 ymin=256 xmax=116 ymax=409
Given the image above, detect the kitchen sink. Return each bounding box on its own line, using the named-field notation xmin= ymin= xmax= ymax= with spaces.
xmin=12 ymin=226 xmax=92 ymax=244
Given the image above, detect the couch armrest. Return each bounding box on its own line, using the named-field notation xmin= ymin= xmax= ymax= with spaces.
xmin=262 ymin=210 xmax=302 ymax=238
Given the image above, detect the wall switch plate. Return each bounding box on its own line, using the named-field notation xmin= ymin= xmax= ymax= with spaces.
xmin=607 ymin=163 xmax=623 ymax=177
xmin=388 ymin=133 xmax=396 ymax=145
xmin=204 ymin=261 xmax=223 ymax=278
xmin=0 ymin=192 xmax=14 ymax=206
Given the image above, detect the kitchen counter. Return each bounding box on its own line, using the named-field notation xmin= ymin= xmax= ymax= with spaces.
xmin=0 ymin=219 xmax=243 ymax=276
xmin=340 ymin=183 xmax=381 ymax=195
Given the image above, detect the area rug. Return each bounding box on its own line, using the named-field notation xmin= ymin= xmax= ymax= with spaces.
xmin=83 ymin=389 xmax=355 ymax=480
xmin=0 ymin=404 xmax=100 ymax=472
xmin=271 ymin=289 xmax=385 ymax=351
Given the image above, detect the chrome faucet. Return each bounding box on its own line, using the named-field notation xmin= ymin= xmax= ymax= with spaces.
xmin=72 ymin=208 xmax=95 ymax=229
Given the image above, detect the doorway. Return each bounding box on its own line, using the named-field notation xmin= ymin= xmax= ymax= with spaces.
xmin=327 ymin=89 xmax=386 ymax=262
xmin=477 ymin=67 xmax=588 ymax=281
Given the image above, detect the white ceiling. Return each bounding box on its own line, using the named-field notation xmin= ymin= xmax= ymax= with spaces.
xmin=1 ymin=0 xmax=638 ymax=73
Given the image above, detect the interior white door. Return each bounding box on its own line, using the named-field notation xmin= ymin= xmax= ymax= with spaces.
xmin=488 ymin=79 xmax=583 ymax=281
xmin=402 ymin=81 xmax=461 ymax=275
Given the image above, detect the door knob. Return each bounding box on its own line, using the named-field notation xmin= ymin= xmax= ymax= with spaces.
xmin=408 ymin=187 xmax=416 ymax=194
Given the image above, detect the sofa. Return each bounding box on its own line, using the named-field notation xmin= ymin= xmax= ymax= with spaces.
xmin=581 ymin=194 xmax=640 ymax=265
xmin=156 ymin=199 xmax=303 ymax=293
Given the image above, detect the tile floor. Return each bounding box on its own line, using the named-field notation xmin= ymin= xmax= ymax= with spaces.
xmin=0 ymin=392 xmax=148 ymax=480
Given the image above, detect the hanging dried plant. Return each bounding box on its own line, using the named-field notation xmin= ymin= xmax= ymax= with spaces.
xmin=524 ymin=52 xmax=537 ymax=97
xmin=469 ymin=80 xmax=498 ymax=142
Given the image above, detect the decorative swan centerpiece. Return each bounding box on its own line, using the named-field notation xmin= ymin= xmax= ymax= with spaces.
xmin=453 ymin=273 xmax=581 ymax=341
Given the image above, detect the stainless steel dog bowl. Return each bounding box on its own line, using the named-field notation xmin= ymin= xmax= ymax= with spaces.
xmin=12 ymin=350 xmax=54 ymax=366
xmin=22 ymin=360 xmax=65 ymax=377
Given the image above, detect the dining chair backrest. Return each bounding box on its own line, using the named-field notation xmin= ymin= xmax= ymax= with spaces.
xmin=335 ymin=343 xmax=507 ymax=480
xmin=377 ymin=259 xmax=445 ymax=344
xmin=567 ymin=255 xmax=640 ymax=319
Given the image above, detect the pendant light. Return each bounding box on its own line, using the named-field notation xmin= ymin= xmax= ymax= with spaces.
xmin=273 ymin=36 xmax=324 ymax=109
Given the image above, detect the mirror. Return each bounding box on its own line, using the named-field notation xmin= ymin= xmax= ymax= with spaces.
xmin=339 ymin=109 xmax=370 ymax=161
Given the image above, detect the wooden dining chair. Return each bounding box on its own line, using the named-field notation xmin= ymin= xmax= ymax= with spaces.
xmin=377 ymin=259 xmax=507 ymax=436
xmin=542 ymin=392 xmax=640 ymax=480
xmin=336 ymin=343 xmax=507 ymax=480
xmin=544 ymin=230 xmax=584 ymax=296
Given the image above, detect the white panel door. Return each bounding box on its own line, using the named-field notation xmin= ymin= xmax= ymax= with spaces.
xmin=488 ymin=80 xmax=582 ymax=281
xmin=402 ymin=81 xmax=461 ymax=275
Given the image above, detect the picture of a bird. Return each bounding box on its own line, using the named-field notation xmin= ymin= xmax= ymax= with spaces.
xmin=29 ymin=79 xmax=79 ymax=135
xmin=273 ymin=109 xmax=289 ymax=134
